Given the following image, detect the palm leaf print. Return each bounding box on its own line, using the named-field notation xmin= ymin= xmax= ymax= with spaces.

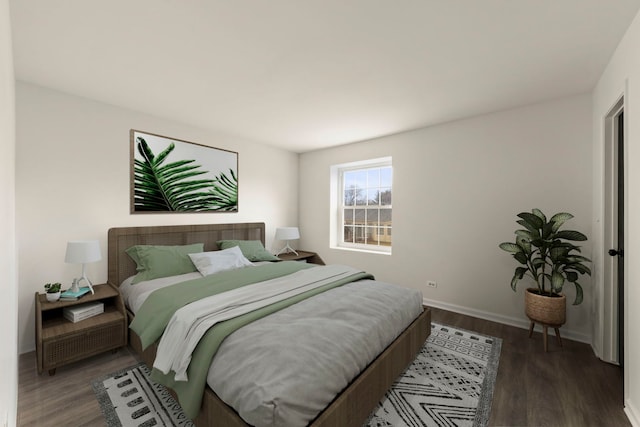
xmin=133 ymin=137 xmax=220 ymax=211
xmin=208 ymin=169 xmax=238 ymax=211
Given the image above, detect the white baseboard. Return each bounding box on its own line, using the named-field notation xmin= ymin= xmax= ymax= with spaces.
xmin=625 ymin=399 xmax=640 ymax=427
xmin=423 ymin=297 xmax=590 ymax=344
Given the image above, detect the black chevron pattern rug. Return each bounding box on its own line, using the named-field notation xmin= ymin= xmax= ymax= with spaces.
xmin=365 ymin=323 xmax=502 ymax=427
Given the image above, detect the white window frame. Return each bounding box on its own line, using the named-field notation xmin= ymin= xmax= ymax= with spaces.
xmin=330 ymin=157 xmax=392 ymax=254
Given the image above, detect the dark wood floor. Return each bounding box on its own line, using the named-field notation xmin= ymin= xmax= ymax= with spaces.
xmin=431 ymin=308 xmax=629 ymax=427
xmin=17 ymin=347 xmax=139 ymax=426
xmin=17 ymin=307 xmax=629 ymax=426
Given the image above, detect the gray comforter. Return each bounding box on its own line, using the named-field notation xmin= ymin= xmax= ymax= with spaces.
xmin=207 ymin=279 xmax=424 ymax=427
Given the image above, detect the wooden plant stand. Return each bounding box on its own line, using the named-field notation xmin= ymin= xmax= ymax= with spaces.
xmin=529 ymin=320 xmax=563 ymax=352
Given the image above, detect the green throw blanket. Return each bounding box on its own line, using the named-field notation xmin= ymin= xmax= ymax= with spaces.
xmin=129 ymin=261 xmax=374 ymax=418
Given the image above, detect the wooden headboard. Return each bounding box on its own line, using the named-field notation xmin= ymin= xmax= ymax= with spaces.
xmin=107 ymin=222 xmax=266 ymax=286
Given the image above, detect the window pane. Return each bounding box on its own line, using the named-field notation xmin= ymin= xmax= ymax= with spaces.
xmin=380 ymin=188 xmax=391 ymax=206
xmin=380 ymin=227 xmax=391 ymax=246
xmin=343 ymin=226 xmax=354 ymax=243
xmin=355 ymin=190 xmax=367 ymax=206
xmin=343 ymin=208 xmax=354 ymax=224
xmin=348 ymin=170 xmax=366 ymax=189
xmin=344 ymin=171 xmax=357 ymax=188
xmin=380 ymin=167 xmax=392 ymax=187
xmin=354 ymin=209 xmax=365 ymax=224
xmin=380 ymin=208 xmax=392 ymax=225
xmin=354 ymin=226 xmax=366 ymax=244
xmin=367 ymin=169 xmax=380 ymax=187
xmin=344 ymin=189 xmax=356 ymax=206
xmin=366 ymin=209 xmax=379 ymax=226
xmin=367 ymin=189 xmax=380 ymax=206
xmin=367 ymin=227 xmax=377 ymax=245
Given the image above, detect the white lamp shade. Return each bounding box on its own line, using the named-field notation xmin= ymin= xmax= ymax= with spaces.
xmin=65 ymin=240 xmax=102 ymax=264
xmin=275 ymin=227 xmax=300 ymax=241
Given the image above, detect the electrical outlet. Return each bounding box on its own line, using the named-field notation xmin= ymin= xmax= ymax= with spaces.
xmin=426 ymin=280 xmax=437 ymax=288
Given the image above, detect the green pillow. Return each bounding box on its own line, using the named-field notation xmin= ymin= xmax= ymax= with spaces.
xmin=126 ymin=243 xmax=204 ymax=284
xmin=216 ymin=240 xmax=279 ymax=262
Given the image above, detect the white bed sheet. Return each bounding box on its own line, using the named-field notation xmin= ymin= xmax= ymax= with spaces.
xmin=120 ymin=262 xmax=272 ymax=314
xmin=120 ymin=272 xmax=202 ymax=314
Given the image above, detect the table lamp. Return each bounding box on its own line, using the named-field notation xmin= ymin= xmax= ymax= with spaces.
xmin=275 ymin=227 xmax=300 ymax=256
xmin=65 ymin=240 xmax=102 ymax=294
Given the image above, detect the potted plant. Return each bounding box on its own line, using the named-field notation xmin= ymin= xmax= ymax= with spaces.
xmin=44 ymin=282 xmax=62 ymax=302
xmin=499 ymin=209 xmax=591 ymax=333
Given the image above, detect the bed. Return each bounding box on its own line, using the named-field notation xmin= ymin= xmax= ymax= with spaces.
xmin=108 ymin=222 xmax=431 ymax=427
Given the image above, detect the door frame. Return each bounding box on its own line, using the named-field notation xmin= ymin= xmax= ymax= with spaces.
xmin=602 ymin=95 xmax=625 ymax=366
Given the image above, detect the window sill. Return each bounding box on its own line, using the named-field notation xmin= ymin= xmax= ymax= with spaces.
xmin=331 ymin=245 xmax=392 ymax=255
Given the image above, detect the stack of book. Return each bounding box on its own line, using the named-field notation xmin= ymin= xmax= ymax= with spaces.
xmin=59 ymin=287 xmax=91 ymax=301
xmin=63 ymin=302 xmax=104 ymax=323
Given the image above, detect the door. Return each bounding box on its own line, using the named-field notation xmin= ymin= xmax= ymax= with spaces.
xmin=608 ymin=110 xmax=624 ymax=368
xmin=603 ymin=98 xmax=624 ymax=367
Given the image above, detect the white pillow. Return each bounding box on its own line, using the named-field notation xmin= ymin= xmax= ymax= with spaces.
xmin=188 ymin=246 xmax=253 ymax=276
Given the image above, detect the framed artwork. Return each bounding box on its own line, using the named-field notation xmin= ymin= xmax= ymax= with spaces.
xmin=130 ymin=130 xmax=238 ymax=213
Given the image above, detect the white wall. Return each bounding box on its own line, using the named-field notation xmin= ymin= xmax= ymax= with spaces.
xmin=16 ymin=82 xmax=300 ymax=354
xmin=592 ymin=9 xmax=640 ymax=426
xmin=0 ymin=0 xmax=17 ymax=425
xmin=300 ymin=94 xmax=593 ymax=342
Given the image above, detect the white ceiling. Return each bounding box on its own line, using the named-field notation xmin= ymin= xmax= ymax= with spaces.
xmin=10 ymin=1 xmax=640 ymax=153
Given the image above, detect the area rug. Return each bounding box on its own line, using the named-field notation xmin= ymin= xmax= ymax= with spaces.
xmin=366 ymin=323 xmax=502 ymax=427
xmin=92 ymin=360 xmax=194 ymax=427
xmin=92 ymin=323 xmax=501 ymax=427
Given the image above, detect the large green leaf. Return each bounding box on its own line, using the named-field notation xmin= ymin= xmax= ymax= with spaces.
xmin=550 ymin=212 xmax=574 ymax=232
xmin=572 ymin=283 xmax=584 ymax=305
xmin=549 ymin=246 xmax=569 ymax=262
xmin=515 ymin=229 xmax=534 ymax=241
xmin=553 ymin=242 xmax=581 ymax=251
xmin=498 ymin=242 xmax=522 ymax=254
xmin=517 ymin=219 xmax=540 ymax=235
xmin=514 ymin=252 xmax=528 ymax=264
xmin=517 ymin=212 xmax=544 ymax=230
xmin=542 ymin=221 xmax=554 ymax=239
xmin=551 ymin=271 xmax=564 ymax=293
xmin=565 ymin=271 xmax=578 ymax=283
xmin=511 ymin=266 xmax=528 ymax=291
xmin=532 ymin=208 xmax=547 ymax=223
xmin=530 ymin=238 xmax=545 ymax=247
xmin=516 ymin=236 xmax=532 ymax=254
xmin=134 ymin=138 xmax=217 ymax=211
xmin=207 ymin=169 xmax=238 ymax=211
xmin=510 ymin=274 xmax=519 ymax=291
xmin=566 ymin=255 xmax=591 ymax=263
xmin=499 ymin=242 xmax=521 ymax=253
xmin=565 ymin=263 xmax=591 ymax=275
xmin=554 ymin=230 xmax=588 ymax=241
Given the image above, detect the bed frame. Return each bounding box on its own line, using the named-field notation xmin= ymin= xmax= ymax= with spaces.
xmin=108 ymin=222 xmax=431 ymax=427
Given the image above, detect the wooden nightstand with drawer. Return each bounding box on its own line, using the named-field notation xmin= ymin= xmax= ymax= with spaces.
xmin=35 ymin=283 xmax=127 ymax=375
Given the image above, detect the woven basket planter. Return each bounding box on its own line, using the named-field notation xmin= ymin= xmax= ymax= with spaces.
xmin=525 ymin=288 xmax=566 ymax=326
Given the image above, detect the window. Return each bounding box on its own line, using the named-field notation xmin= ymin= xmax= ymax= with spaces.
xmin=331 ymin=157 xmax=392 ymax=253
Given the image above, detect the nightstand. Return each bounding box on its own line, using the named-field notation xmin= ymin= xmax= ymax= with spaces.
xmin=35 ymin=283 xmax=127 ymax=375
xmin=278 ymin=250 xmax=325 ymax=265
